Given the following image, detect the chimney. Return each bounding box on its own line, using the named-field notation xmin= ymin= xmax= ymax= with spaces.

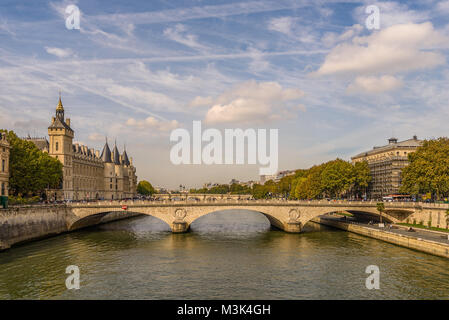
xmin=413 ymin=135 xmax=418 ymax=140
xmin=388 ymin=137 xmax=398 ymax=145
xmin=51 ymin=117 xmax=56 ymax=124
xmin=66 ymin=118 xmax=71 ymax=127
xmin=95 ymin=150 xmax=100 ymax=158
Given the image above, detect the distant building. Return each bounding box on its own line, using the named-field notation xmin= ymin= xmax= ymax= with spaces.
xmin=0 ymin=133 xmax=10 ymax=197
xmin=260 ymin=170 xmax=295 ymax=185
xmin=260 ymin=174 xmax=278 ymax=185
xmin=203 ymin=182 xmax=220 ymax=190
xmin=24 ymin=136 xmax=49 ymax=152
xmin=229 ymin=179 xmax=239 ymax=185
xmin=278 ymin=170 xmax=296 ymax=179
xmin=351 ymin=136 xmax=423 ymax=199
xmin=240 ymin=180 xmax=256 ymax=188
xmin=155 ymin=187 xmax=168 ymax=194
xmin=28 ymin=95 xmax=138 ymax=201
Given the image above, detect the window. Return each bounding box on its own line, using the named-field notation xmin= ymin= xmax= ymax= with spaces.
xmin=1 ymin=159 xmax=4 ymax=172
xmin=56 ymin=142 xmax=59 ymax=151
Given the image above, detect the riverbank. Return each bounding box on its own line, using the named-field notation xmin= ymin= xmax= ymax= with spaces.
xmin=312 ymin=216 xmax=449 ymax=259
xmin=0 ymin=206 xmax=141 ymax=251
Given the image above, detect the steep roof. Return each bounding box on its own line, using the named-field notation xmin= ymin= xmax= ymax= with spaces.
xmin=112 ymin=145 xmax=121 ymax=165
xmin=122 ymin=150 xmax=131 ymax=166
xmin=25 ymin=137 xmax=49 ymax=151
xmin=48 ymin=116 xmax=72 ymax=131
xmin=100 ymin=142 xmax=112 ymax=163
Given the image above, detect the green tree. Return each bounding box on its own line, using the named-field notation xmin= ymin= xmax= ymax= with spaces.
xmin=278 ymin=175 xmax=294 ymax=198
xmin=400 ymin=138 xmax=449 ymax=200
xmin=295 ymin=165 xmax=325 ymax=199
xmin=252 ymin=183 xmax=270 ymax=199
xmin=320 ymin=159 xmax=354 ymax=198
xmin=137 ymin=180 xmax=156 ymax=196
xmin=377 ymin=202 xmax=385 ymax=223
xmin=352 ymin=161 xmax=372 ymax=199
xmin=1 ymin=130 xmax=63 ymax=197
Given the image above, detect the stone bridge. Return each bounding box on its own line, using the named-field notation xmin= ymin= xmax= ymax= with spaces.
xmin=67 ymin=199 xmax=424 ymax=233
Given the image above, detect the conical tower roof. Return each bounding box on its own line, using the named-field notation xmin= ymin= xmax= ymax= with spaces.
xmin=122 ymin=149 xmax=131 ymax=166
xmin=112 ymin=143 xmax=121 ymax=165
xmin=100 ymin=140 xmax=112 ymax=163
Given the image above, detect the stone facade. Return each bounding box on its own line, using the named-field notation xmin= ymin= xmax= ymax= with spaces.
xmin=0 ymin=133 xmax=10 ymax=197
xmin=30 ymin=96 xmax=137 ymax=201
xmin=352 ymin=136 xmax=423 ymax=199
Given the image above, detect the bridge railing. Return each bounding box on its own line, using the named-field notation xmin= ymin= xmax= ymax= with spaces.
xmin=64 ymin=198 xmax=449 ymax=209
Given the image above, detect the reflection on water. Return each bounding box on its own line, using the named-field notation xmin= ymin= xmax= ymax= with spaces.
xmin=0 ymin=210 xmax=448 ymax=300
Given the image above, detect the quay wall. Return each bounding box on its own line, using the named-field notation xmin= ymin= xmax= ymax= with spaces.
xmin=0 ymin=206 xmax=140 ymax=250
xmin=312 ymin=217 xmax=449 ymax=259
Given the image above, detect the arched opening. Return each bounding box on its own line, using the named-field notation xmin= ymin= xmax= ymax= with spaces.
xmin=70 ymin=211 xmax=171 ymax=232
xmin=321 ymin=209 xmax=404 ymax=224
xmin=189 ymin=209 xmax=278 ymax=235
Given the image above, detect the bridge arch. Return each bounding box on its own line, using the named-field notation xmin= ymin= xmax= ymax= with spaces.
xmin=67 ymin=200 xmax=421 ymax=234
xmin=67 ymin=209 xmax=172 ymax=231
xmin=188 ymin=208 xmax=284 ymax=232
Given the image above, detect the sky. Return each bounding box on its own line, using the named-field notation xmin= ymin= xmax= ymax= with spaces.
xmin=0 ymin=0 xmax=448 ymax=189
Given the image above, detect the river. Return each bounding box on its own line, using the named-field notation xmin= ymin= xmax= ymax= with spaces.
xmin=0 ymin=210 xmax=448 ymax=299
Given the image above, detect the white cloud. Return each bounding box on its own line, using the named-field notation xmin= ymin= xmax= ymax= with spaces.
xmin=163 ymin=24 xmax=207 ymax=50
xmin=268 ymin=17 xmax=295 ymax=35
xmin=437 ymin=0 xmax=449 ymax=13
xmin=106 ymin=85 xmax=178 ymax=111
xmin=322 ymin=24 xmax=364 ymax=47
xmin=203 ymin=80 xmax=304 ymax=125
xmin=189 ymin=95 xmax=214 ymax=108
xmin=347 ymin=75 xmax=403 ymax=94
xmin=315 ymin=22 xmax=447 ymax=76
xmin=88 ymin=132 xmax=106 ymax=141
xmin=45 ymin=47 xmax=74 ymax=58
xmin=126 ymin=117 xmax=179 ymax=132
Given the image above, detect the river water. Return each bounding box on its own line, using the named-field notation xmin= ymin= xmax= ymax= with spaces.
xmin=0 ymin=210 xmax=448 ymax=300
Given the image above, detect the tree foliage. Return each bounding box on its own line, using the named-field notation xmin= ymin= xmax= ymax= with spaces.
xmin=400 ymin=138 xmax=449 ymax=199
xmin=137 ymin=180 xmax=156 ymax=196
xmin=1 ymin=130 xmax=63 ymax=197
xmin=188 ymin=159 xmax=371 ymax=200
xmin=291 ymin=159 xmax=371 ymax=200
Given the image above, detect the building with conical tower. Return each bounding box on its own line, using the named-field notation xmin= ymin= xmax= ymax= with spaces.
xmin=30 ymin=95 xmax=137 ymax=201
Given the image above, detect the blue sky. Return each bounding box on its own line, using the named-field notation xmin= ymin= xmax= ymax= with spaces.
xmin=0 ymin=0 xmax=448 ymax=188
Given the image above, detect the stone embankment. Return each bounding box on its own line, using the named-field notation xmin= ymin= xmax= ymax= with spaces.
xmin=312 ymin=217 xmax=449 ymax=259
xmin=0 ymin=205 xmax=140 ymax=250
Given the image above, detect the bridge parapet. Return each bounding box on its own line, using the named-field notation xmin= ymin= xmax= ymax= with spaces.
xmin=66 ymin=199 xmax=436 ymax=234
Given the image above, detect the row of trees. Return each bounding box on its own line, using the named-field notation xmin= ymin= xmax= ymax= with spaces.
xmin=187 ymin=158 xmax=371 ymax=200
xmin=289 ymin=159 xmax=371 ymax=200
xmin=1 ymin=130 xmax=63 ymax=198
xmin=190 ymin=183 xmax=252 ymax=195
xmin=400 ymin=137 xmax=449 ymax=200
